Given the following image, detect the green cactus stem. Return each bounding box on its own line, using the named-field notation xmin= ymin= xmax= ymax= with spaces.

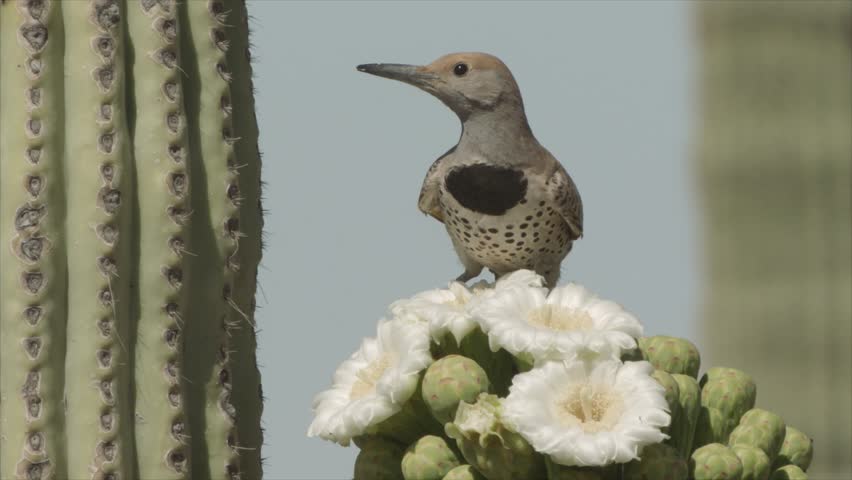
xmin=769 ymin=465 xmax=808 ymax=480
xmin=623 ymin=443 xmax=688 ymax=480
xmin=442 ymin=465 xmax=486 ymax=480
xmin=421 ymin=355 xmax=490 ymax=425
xmin=694 ymin=406 xmax=740 ymax=451
xmin=366 ymin=379 xmax=445 ymax=447
xmin=456 ymin=328 xmax=515 ymax=397
xmin=690 ymin=443 xmax=744 ymax=480
xmin=637 ymin=336 xmax=701 ymax=378
xmin=652 ymin=370 xmax=682 ymax=442
xmin=671 ymin=374 xmax=701 ymax=458
xmin=731 ymin=444 xmax=771 ymax=480
xmin=0 ymin=1 xmax=264 ymax=478
xmin=545 ymin=457 xmax=605 ymax=480
xmin=772 ymin=427 xmax=813 ymax=473
xmin=402 ymin=435 xmax=462 ymax=480
xmin=354 ymin=436 xmax=406 ymax=480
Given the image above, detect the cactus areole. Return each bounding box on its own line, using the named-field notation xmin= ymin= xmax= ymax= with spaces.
xmin=0 ymin=1 xmax=265 ymax=479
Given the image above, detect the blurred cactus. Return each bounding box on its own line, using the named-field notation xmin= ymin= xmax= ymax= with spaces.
xmin=696 ymin=1 xmax=852 ymax=478
xmin=0 ymin=1 xmax=264 ymax=478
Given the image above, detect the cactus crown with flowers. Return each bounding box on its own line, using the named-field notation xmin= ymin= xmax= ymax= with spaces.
xmin=308 ymin=270 xmax=814 ymax=480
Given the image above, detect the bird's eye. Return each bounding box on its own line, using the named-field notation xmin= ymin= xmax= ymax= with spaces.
xmin=453 ymin=63 xmax=469 ymax=76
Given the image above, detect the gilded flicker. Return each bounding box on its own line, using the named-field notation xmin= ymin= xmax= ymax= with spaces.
xmin=358 ymin=52 xmax=583 ymax=288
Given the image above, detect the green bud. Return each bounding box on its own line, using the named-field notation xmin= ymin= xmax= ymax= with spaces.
xmin=402 ymin=435 xmax=461 ymax=480
xmin=772 ymin=427 xmax=813 ymax=472
xmin=637 ymin=336 xmax=701 ymax=378
xmin=624 ymin=443 xmax=688 ymax=480
xmin=354 ymin=436 xmax=406 ymax=480
xmin=695 ymin=367 xmax=756 ymax=446
xmin=442 ymin=465 xmax=486 ymax=480
xmin=700 ymin=367 xmax=757 ymax=419
xmin=690 ymin=443 xmax=744 ymax=480
xmin=731 ymin=444 xmax=771 ymax=480
xmin=671 ymin=374 xmax=701 ymax=458
xmin=445 ymin=393 xmax=546 ymax=480
xmin=729 ymin=409 xmax=786 ymax=462
xmin=769 ymin=464 xmax=808 ymax=480
xmin=422 ymin=355 xmax=490 ymax=425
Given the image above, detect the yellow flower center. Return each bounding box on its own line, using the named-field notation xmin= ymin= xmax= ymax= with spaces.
xmin=556 ymin=384 xmax=624 ymax=433
xmin=527 ymin=305 xmax=594 ymax=331
xmin=349 ymin=353 xmax=395 ymax=400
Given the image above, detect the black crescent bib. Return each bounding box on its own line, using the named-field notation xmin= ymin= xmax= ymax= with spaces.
xmin=445 ymin=164 xmax=528 ymax=216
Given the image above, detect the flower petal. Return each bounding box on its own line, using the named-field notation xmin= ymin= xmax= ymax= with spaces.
xmin=503 ymin=358 xmax=671 ymax=467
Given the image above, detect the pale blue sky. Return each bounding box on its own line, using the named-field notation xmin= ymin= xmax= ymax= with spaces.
xmin=249 ymin=1 xmax=698 ymax=478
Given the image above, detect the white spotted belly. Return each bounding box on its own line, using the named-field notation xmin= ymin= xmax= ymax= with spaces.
xmin=438 ymin=188 xmax=573 ymax=275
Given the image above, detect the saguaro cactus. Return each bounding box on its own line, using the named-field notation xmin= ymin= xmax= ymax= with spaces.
xmin=697 ymin=2 xmax=851 ymax=478
xmin=0 ymin=0 xmax=264 ymax=479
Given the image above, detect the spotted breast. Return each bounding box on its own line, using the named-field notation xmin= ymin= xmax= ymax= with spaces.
xmin=438 ymin=163 xmax=574 ymax=279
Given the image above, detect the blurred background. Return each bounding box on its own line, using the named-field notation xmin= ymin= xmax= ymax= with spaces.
xmin=247 ymin=1 xmax=851 ymax=479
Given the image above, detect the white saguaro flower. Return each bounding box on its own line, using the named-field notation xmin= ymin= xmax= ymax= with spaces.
xmin=502 ymin=359 xmax=670 ymax=467
xmin=473 ymin=282 xmax=643 ymax=363
xmin=307 ymin=318 xmax=433 ymax=446
xmin=390 ymin=269 xmax=547 ymax=345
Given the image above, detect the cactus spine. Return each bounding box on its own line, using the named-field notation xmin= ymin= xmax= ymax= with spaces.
xmin=0 ymin=1 xmax=264 ymax=478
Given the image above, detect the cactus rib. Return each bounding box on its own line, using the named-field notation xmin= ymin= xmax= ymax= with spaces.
xmin=224 ymin=0 xmax=266 ymax=476
xmin=0 ymin=1 xmax=69 ymax=477
xmin=126 ymin=0 xmax=192 ymax=477
xmin=179 ymin=0 xmax=243 ymax=477
xmin=62 ymin=0 xmax=135 ymax=478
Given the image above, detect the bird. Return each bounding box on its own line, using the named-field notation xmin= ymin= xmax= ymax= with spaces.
xmin=357 ymin=52 xmax=583 ymax=288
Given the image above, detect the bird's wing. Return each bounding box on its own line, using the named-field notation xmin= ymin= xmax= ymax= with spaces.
xmin=545 ymin=162 xmax=584 ymax=239
xmin=418 ymin=146 xmax=456 ymax=223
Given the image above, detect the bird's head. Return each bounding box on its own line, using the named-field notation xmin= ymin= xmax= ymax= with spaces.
xmin=357 ymin=52 xmax=523 ymax=120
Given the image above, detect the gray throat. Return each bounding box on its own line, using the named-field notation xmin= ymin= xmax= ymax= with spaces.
xmin=457 ymin=102 xmax=538 ymax=165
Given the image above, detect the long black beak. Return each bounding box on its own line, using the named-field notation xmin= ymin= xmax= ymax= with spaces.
xmin=356 ymin=63 xmax=438 ymax=88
